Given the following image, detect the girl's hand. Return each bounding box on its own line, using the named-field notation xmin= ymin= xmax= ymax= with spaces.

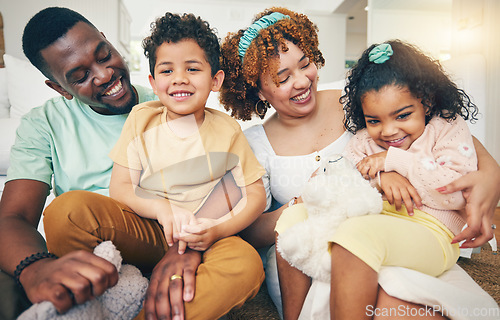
xmin=356 ymin=151 xmax=387 ymax=179
xmin=439 ymin=170 xmax=500 ymax=248
xmin=157 ymin=205 xmax=196 ymax=254
xmin=379 ymin=171 xmax=422 ymax=215
xmin=177 ymin=218 xmax=220 ymax=252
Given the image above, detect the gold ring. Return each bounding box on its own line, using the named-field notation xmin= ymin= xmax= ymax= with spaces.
xmin=170 ymin=274 xmax=183 ymax=281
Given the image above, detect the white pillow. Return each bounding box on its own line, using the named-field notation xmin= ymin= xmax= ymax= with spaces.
xmin=4 ymin=54 xmax=59 ymax=118
xmin=0 ymin=68 xmax=9 ymax=118
xmin=0 ymin=118 xmax=21 ymax=175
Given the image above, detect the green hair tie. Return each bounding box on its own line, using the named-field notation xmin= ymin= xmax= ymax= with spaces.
xmin=238 ymin=12 xmax=289 ymax=62
xmin=369 ymin=43 xmax=393 ymax=64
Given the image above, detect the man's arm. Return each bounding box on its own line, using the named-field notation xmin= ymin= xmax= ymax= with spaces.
xmin=0 ymin=179 xmax=119 ymax=313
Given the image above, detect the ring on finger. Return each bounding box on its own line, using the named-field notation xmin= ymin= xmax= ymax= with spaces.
xmin=170 ymin=274 xmax=183 ymax=281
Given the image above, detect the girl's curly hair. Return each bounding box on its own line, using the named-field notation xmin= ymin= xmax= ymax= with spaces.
xmin=143 ymin=12 xmax=220 ymax=77
xmin=219 ymin=7 xmax=324 ymax=120
xmin=341 ymin=39 xmax=478 ymax=134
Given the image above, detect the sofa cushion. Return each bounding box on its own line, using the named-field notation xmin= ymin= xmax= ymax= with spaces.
xmin=0 ymin=68 xmax=9 ymax=118
xmin=4 ymin=54 xmax=59 ymax=118
xmin=0 ymin=118 xmax=21 ymax=175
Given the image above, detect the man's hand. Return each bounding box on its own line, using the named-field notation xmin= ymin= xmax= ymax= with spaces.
xmin=144 ymin=243 xmax=201 ymax=320
xmin=20 ymin=250 xmax=119 ymax=314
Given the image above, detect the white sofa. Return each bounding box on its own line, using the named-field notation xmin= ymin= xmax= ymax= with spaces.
xmin=0 ymin=55 xmax=61 ymax=197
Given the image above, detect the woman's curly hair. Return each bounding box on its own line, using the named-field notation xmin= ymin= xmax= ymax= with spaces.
xmin=341 ymin=39 xmax=478 ymax=134
xmin=219 ymin=7 xmax=324 ymax=120
xmin=143 ymin=12 xmax=220 ymax=77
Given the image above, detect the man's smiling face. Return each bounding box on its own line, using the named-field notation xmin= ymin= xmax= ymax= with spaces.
xmin=41 ymin=22 xmax=136 ymax=115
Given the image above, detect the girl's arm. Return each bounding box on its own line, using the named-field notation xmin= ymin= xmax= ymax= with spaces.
xmin=441 ymin=137 xmax=500 ymax=247
xmin=109 ymin=163 xmax=194 ymax=253
xmin=384 ymin=117 xmax=477 ymax=211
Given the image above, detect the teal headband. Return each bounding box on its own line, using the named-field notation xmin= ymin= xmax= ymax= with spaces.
xmin=369 ymin=43 xmax=393 ymax=64
xmin=238 ymin=12 xmax=290 ymax=62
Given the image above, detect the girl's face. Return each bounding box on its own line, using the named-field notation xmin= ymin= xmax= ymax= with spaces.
xmin=257 ymin=41 xmax=318 ymax=119
xmin=361 ymin=85 xmax=427 ymax=150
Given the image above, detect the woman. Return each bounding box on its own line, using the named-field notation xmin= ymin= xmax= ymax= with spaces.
xmin=219 ymin=7 xmax=500 ymax=320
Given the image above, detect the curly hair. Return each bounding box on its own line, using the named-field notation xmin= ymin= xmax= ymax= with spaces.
xmin=142 ymin=12 xmax=220 ymax=77
xmin=341 ymin=39 xmax=479 ymax=134
xmin=22 ymin=7 xmax=96 ymax=81
xmin=219 ymin=7 xmax=324 ymax=120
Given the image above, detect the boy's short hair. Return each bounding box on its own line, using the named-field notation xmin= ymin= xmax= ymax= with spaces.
xmin=143 ymin=13 xmax=220 ymax=77
xmin=22 ymin=7 xmax=97 ymax=80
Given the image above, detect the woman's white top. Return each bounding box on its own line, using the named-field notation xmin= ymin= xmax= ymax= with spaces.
xmin=244 ymin=124 xmax=352 ymax=210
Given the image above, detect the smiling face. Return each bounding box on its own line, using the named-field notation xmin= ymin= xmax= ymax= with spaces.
xmin=257 ymin=41 xmax=318 ymax=119
xmin=148 ymin=39 xmax=224 ymax=123
xmin=40 ymin=22 xmax=136 ymax=115
xmin=361 ymin=85 xmax=427 ymax=150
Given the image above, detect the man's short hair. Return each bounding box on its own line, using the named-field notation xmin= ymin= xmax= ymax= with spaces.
xmin=22 ymin=7 xmax=96 ymax=80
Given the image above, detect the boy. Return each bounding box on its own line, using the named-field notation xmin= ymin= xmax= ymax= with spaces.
xmin=109 ymin=12 xmax=266 ymax=256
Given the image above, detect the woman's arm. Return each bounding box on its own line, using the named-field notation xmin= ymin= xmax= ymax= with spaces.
xmin=238 ymin=206 xmax=283 ymax=248
xmin=441 ymin=137 xmax=500 ymax=247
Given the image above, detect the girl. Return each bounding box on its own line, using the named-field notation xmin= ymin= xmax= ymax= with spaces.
xmin=332 ymin=40 xmax=479 ymax=320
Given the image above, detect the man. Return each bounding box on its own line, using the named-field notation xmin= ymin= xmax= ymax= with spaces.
xmin=0 ymin=7 xmax=263 ymax=320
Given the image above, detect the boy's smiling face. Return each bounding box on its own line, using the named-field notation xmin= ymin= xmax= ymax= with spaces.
xmin=148 ymin=39 xmax=224 ymax=123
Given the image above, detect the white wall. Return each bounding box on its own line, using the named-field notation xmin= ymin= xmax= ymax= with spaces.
xmin=0 ymin=0 xmax=129 ymax=61
xmin=365 ymin=0 xmax=500 ymax=160
xmin=123 ymin=0 xmax=347 ymax=83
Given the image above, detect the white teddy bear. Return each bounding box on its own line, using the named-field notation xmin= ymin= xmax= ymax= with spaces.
xmin=18 ymin=241 xmax=148 ymax=320
xmin=276 ymin=154 xmax=383 ymax=283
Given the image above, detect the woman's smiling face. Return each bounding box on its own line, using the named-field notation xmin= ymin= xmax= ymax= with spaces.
xmin=258 ymin=41 xmax=318 ymax=119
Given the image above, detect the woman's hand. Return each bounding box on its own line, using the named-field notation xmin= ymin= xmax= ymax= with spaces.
xmin=440 ymin=170 xmax=500 ymax=248
xmin=379 ymin=171 xmax=422 ymax=215
xmin=177 ymin=218 xmax=220 ymax=251
xmin=442 ymin=137 xmax=500 ymax=248
xmin=357 ymin=151 xmax=387 ymax=179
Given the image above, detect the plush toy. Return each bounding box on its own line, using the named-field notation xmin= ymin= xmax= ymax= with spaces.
xmin=276 ymin=154 xmax=383 ymax=283
xmin=18 ymin=241 xmax=148 ymax=320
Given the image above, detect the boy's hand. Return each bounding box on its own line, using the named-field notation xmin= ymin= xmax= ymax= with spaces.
xmin=157 ymin=205 xmax=196 ymax=254
xmin=177 ymin=218 xmax=219 ymax=251
xmin=357 ymin=151 xmax=387 ymax=179
xmin=379 ymin=171 xmax=422 ymax=215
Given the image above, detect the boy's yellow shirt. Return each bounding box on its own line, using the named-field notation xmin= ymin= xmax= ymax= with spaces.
xmin=109 ymin=100 xmax=265 ymax=213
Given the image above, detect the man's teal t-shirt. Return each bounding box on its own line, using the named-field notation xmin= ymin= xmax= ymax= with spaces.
xmin=7 ymin=85 xmax=157 ymax=196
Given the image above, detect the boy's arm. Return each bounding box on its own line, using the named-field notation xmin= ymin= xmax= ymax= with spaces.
xmin=179 ymin=179 xmax=266 ymax=251
xmin=109 ymin=163 xmax=194 ymax=249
